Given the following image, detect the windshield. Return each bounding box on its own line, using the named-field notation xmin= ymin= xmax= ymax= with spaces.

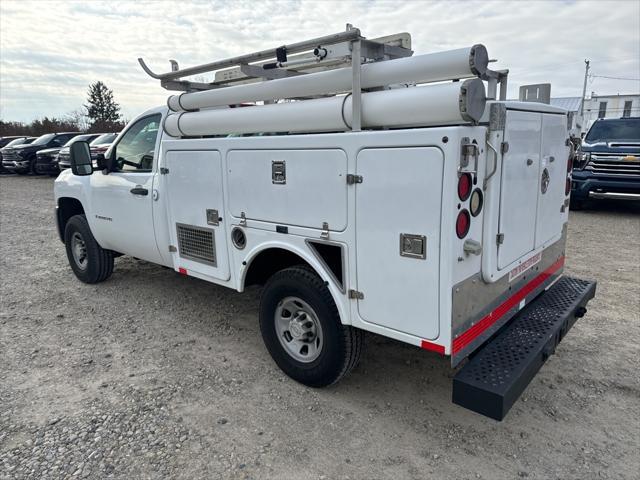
xmin=90 ymin=133 xmax=117 ymax=145
xmin=63 ymin=134 xmax=96 ymax=147
xmin=5 ymin=137 xmax=27 ymax=147
xmin=585 ymin=119 xmax=640 ymax=142
xmin=32 ymin=133 xmax=55 ymax=146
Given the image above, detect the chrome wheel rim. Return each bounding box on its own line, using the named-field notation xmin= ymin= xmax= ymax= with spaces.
xmin=275 ymin=296 xmax=323 ymax=363
xmin=71 ymin=232 xmax=88 ymax=270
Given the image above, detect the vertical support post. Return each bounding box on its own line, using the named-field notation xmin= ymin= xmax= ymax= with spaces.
xmin=351 ymin=39 xmax=362 ymax=132
xmin=499 ymin=72 xmax=508 ymax=101
xmin=487 ymin=76 xmax=498 ymax=100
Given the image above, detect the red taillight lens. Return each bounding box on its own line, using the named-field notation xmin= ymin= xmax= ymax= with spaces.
xmin=567 ymin=155 xmax=573 ymax=173
xmin=565 ymin=178 xmax=571 ymax=195
xmin=456 ymin=209 xmax=471 ymax=239
xmin=458 ymin=173 xmax=472 ymax=201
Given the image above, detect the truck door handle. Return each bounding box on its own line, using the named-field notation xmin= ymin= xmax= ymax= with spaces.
xmin=130 ymin=186 xmax=148 ymax=196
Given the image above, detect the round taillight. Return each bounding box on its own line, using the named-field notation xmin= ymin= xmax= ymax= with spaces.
xmin=470 ymin=189 xmax=483 ymax=217
xmin=456 ymin=209 xmax=471 ymax=239
xmin=567 ymin=154 xmax=573 ymax=173
xmin=565 ymin=178 xmax=571 ymax=196
xmin=458 ymin=173 xmax=472 ymax=201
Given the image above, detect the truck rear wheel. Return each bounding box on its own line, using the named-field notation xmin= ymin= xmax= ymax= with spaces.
xmin=64 ymin=214 xmax=114 ymax=284
xmin=259 ymin=265 xmax=363 ymax=387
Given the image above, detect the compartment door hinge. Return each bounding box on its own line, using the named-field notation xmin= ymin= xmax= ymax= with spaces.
xmin=496 ymin=233 xmax=505 ymax=245
xmin=346 ymin=174 xmax=363 ymax=185
xmin=348 ymin=289 xmax=364 ymax=300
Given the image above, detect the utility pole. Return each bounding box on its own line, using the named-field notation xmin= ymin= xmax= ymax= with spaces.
xmin=579 ymin=59 xmax=590 ymax=117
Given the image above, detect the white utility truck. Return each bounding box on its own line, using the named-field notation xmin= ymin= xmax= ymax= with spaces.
xmin=56 ymin=27 xmax=596 ymax=420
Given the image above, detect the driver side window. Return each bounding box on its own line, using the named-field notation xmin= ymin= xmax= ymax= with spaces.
xmin=113 ymin=114 xmax=161 ymax=172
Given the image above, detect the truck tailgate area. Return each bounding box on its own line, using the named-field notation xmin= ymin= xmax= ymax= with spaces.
xmin=452 ymin=276 xmax=596 ymax=420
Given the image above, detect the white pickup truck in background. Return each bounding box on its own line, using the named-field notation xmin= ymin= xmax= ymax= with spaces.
xmin=54 ymin=27 xmax=596 ymax=420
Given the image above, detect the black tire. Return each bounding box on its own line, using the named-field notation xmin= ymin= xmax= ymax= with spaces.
xmin=259 ymin=265 xmax=363 ymax=387
xmin=64 ymin=214 xmax=114 ymax=284
xmin=29 ymin=157 xmax=39 ymax=175
xmin=570 ymin=197 xmax=586 ymax=210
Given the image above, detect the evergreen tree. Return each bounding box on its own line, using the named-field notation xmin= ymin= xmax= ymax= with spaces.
xmin=84 ymin=81 xmax=121 ymax=131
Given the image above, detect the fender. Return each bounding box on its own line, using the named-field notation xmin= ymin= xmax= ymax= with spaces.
xmin=238 ymin=239 xmax=351 ymax=326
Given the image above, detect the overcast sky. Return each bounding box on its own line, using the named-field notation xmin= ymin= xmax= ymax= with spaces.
xmin=1 ymin=0 xmax=639 ymax=123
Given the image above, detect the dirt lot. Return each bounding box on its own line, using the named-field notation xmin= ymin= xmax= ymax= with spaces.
xmin=0 ymin=175 xmax=638 ymax=480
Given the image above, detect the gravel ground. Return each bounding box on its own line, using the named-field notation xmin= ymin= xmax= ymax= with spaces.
xmin=1 ymin=175 xmax=639 ymax=480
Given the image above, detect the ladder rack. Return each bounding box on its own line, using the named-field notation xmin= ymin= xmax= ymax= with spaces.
xmin=138 ymin=24 xmax=413 ymax=131
xmin=139 ymin=24 xmax=508 ymax=133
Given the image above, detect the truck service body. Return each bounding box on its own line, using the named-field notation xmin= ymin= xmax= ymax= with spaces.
xmin=54 ymin=28 xmax=596 ymax=420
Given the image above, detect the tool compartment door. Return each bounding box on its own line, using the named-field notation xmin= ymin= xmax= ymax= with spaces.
xmin=498 ymin=110 xmax=542 ymax=269
xmin=355 ymin=147 xmax=443 ymax=340
xmin=164 ymin=150 xmax=230 ymax=281
xmin=227 ymin=149 xmax=348 ymax=231
xmin=535 ymin=113 xmax=569 ymax=246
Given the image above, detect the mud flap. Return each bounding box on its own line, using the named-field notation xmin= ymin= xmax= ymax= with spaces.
xmin=452 ymin=276 xmax=596 ymax=421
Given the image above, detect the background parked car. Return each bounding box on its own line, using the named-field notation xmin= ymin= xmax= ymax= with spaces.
xmin=0 ymin=136 xmax=36 ymax=173
xmin=58 ymin=132 xmax=118 ymax=171
xmin=35 ymin=133 xmax=101 ymax=176
xmin=2 ymin=132 xmax=80 ymax=174
xmin=572 ymin=117 xmax=640 ymax=209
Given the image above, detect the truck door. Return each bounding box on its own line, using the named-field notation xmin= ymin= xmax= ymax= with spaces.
xmin=355 ymin=147 xmax=443 ymax=340
xmin=497 ymin=110 xmax=542 ymax=269
xmin=164 ymin=150 xmax=230 ymax=281
xmin=535 ymin=113 xmax=569 ymax=246
xmin=89 ymin=113 xmax=164 ymax=264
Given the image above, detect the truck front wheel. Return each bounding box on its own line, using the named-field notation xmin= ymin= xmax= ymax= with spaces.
xmin=259 ymin=265 xmax=363 ymax=387
xmin=64 ymin=214 xmax=114 ymax=284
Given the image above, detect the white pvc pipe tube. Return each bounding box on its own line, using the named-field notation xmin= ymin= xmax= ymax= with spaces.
xmin=168 ymin=45 xmax=488 ymax=111
xmin=163 ymin=79 xmax=486 ymax=137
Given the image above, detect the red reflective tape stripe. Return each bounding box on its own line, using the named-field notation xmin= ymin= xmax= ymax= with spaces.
xmin=421 ymin=340 xmax=445 ymax=355
xmin=452 ymin=256 xmax=565 ymax=354
xmin=178 ymin=267 xmax=188 ymax=275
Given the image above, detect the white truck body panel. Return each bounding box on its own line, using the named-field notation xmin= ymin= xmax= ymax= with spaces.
xmin=498 ymin=110 xmax=542 ymax=269
xmin=54 ymin=100 xmax=570 ymax=362
xmin=355 ymin=147 xmax=443 ymax=340
xmin=227 ymin=149 xmax=348 ymax=230
xmin=165 ymin=150 xmax=230 ymax=281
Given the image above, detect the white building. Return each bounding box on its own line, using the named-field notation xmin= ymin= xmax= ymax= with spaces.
xmin=550 ymin=93 xmax=640 ymax=134
xmin=582 ymin=93 xmax=640 ymax=130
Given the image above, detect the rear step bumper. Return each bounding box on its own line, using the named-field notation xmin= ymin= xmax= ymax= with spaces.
xmin=452 ymin=276 xmax=596 ymax=421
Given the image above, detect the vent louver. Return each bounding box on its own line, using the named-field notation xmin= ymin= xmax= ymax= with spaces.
xmin=176 ymin=223 xmax=217 ymax=267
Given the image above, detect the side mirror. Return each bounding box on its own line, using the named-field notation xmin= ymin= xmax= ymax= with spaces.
xmin=70 ymin=141 xmax=93 ymax=176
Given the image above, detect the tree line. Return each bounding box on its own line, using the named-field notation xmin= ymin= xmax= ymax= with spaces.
xmin=0 ymin=81 xmax=127 ymax=137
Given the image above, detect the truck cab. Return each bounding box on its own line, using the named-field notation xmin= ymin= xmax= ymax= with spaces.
xmin=572 ymin=117 xmax=640 ymax=208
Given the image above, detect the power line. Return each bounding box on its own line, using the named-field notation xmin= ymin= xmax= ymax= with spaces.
xmin=589 ymin=74 xmax=640 ymax=81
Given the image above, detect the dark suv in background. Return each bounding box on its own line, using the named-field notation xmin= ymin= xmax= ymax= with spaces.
xmin=0 ymin=136 xmax=36 ymax=173
xmin=35 ymin=133 xmax=101 ymax=175
xmin=572 ymin=117 xmax=640 ymax=209
xmin=2 ymin=132 xmax=80 ymax=174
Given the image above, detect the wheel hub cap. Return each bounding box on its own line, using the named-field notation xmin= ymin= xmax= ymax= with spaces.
xmin=71 ymin=232 xmax=88 ymax=270
xmin=275 ymin=297 xmax=323 ymax=363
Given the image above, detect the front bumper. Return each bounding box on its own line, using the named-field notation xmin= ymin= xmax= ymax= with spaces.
xmin=35 ymin=161 xmax=59 ymax=174
xmin=453 ymin=276 xmax=596 ymax=420
xmin=2 ymin=159 xmax=30 ymax=171
xmin=572 ymin=170 xmax=640 ymax=202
